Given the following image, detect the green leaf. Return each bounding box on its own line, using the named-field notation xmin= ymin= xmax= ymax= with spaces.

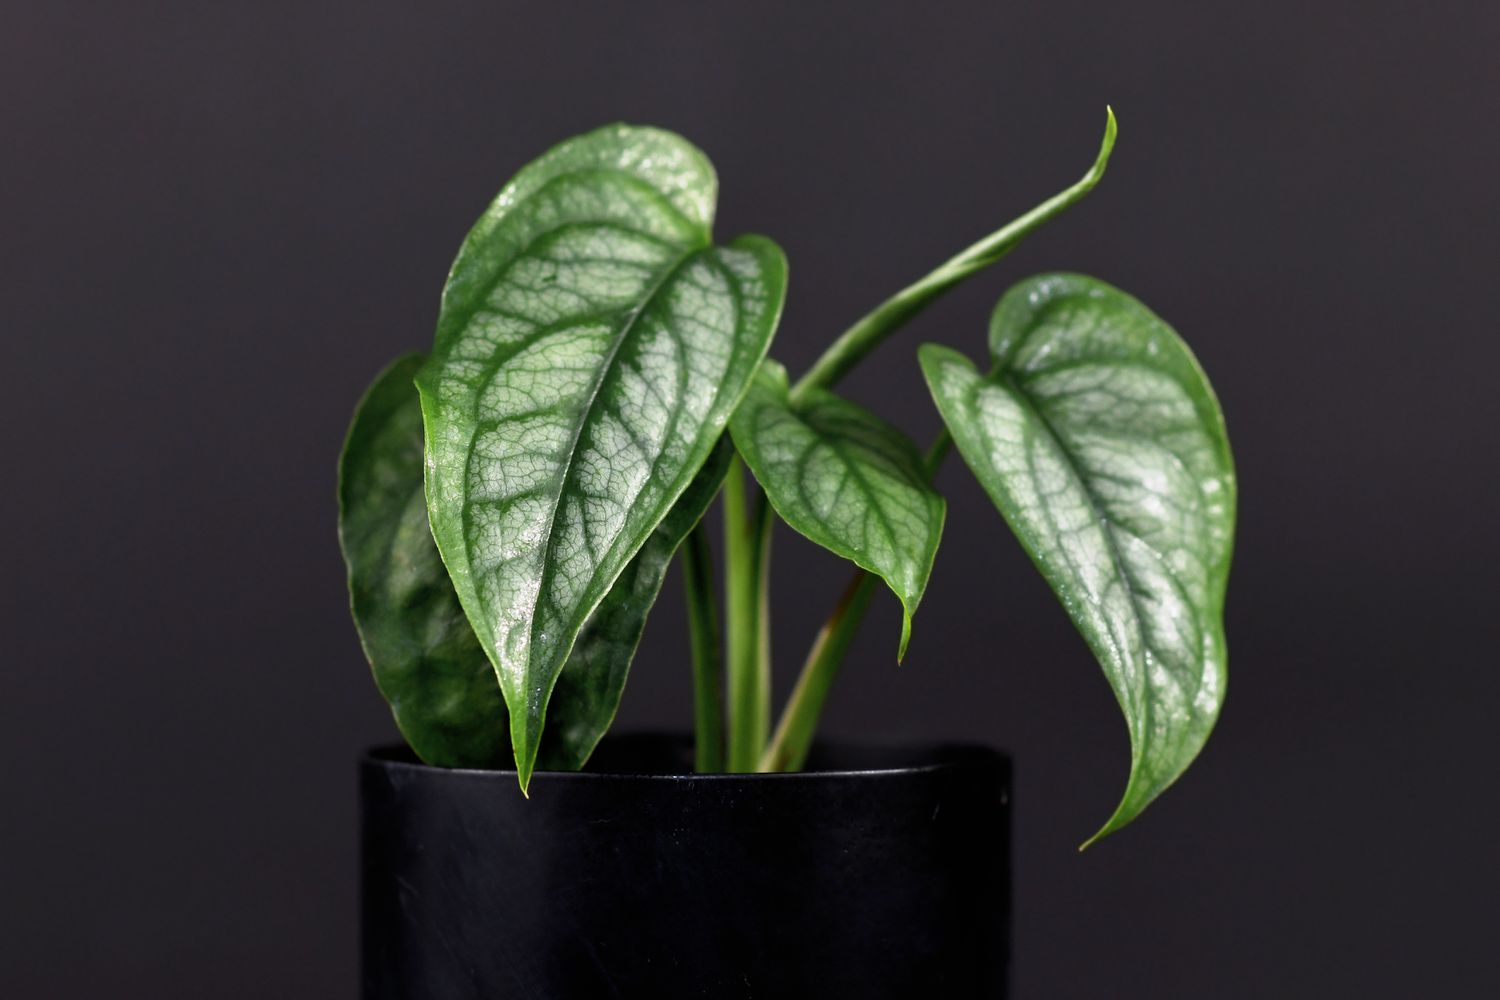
xmin=416 ymin=125 xmax=787 ymax=788
xmin=338 ymin=354 xmax=507 ymax=768
xmin=920 ymin=274 xmax=1236 ymax=846
xmin=339 ymin=355 xmax=729 ymax=773
xmin=538 ymin=437 xmax=733 ymax=770
xmin=730 ymin=359 xmax=946 ymax=660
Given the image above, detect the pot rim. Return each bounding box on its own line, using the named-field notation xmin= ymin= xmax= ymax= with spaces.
xmin=363 ymin=732 xmax=1009 ymax=784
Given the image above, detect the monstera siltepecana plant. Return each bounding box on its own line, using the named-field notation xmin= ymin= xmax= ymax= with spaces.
xmin=341 ymin=111 xmax=1235 ymax=999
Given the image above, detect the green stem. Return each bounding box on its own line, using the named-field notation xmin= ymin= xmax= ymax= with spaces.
xmin=723 ymin=457 xmax=772 ymax=771
xmin=682 ymin=524 xmax=724 ymax=773
xmin=752 ymin=501 xmax=773 ymax=751
xmin=789 ymin=107 xmax=1117 ymax=406
xmin=759 ymin=571 xmax=877 ymax=772
xmin=922 ymin=427 xmax=954 ymax=479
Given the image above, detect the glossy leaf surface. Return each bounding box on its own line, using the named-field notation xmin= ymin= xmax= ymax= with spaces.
xmin=416 ymin=125 xmax=786 ymax=786
xmin=731 ymin=360 xmax=945 ymax=659
xmin=338 ymin=355 xmax=507 ymax=768
xmin=920 ymin=274 xmax=1235 ymax=844
xmin=539 ymin=438 xmax=733 ymax=770
xmin=340 ymin=356 xmax=730 ymax=772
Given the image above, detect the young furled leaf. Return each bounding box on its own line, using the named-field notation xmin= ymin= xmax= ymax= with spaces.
xmin=730 ymin=360 xmax=945 ymax=660
xmin=416 ymin=125 xmax=786 ymax=788
xmin=921 ymin=274 xmax=1235 ymax=845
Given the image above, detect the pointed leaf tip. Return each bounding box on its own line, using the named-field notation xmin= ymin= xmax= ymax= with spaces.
xmin=514 ymin=743 xmax=535 ymax=796
xmin=730 ymin=364 xmax=945 ymax=666
xmin=923 ymin=274 xmax=1234 ymax=844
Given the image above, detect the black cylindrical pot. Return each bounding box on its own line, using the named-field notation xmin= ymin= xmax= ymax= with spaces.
xmin=361 ymin=734 xmax=1011 ymax=998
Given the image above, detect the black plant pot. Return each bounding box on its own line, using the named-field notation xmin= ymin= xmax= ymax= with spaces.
xmin=361 ymin=733 xmax=1011 ymax=998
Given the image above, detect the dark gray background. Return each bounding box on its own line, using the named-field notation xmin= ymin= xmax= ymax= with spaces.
xmin=4 ymin=1 xmax=1497 ymax=996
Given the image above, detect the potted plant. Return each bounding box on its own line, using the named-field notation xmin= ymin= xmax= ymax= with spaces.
xmin=340 ymin=110 xmax=1235 ymax=998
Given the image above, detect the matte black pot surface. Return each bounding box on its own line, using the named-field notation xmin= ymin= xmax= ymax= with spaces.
xmin=361 ymin=733 xmax=1011 ymax=999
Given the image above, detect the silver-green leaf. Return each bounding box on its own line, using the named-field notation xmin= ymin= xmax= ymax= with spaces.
xmin=920 ymin=273 xmax=1236 ymax=846
xmin=340 ymin=355 xmax=732 ymax=774
xmin=538 ymin=437 xmax=733 ymax=770
xmin=416 ymin=125 xmax=787 ymax=787
xmin=730 ymin=359 xmax=945 ymax=660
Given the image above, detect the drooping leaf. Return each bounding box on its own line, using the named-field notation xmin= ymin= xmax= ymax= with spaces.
xmin=538 ymin=437 xmax=733 ymax=770
xmin=920 ymin=273 xmax=1236 ymax=845
xmin=416 ymin=125 xmax=787 ymax=787
xmin=339 ymin=356 xmax=732 ymax=773
xmin=730 ymin=359 xmax=945 ymax=659
xmin=338 ymin=354 xmax=507 ymax=768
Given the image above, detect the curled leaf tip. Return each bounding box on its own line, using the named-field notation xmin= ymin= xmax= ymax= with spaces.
xmin=1079 ymin=793 xmax=1143 ymax=850
xmin=1082 ymin=107 xmax=1118 ymax=189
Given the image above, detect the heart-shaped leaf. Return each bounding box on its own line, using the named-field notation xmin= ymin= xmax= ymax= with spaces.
xmin=338 ymin=354 xmax=507 ymax=768
xmin=340 ymin=356 xmax=733 ymax=772
xmin=416 ymin=125 xmax=786 ymax=787
xmin=730 ymin=359 xmax=945 ymax=659
xmin=920 ymin=273 xmax=1236 ymax=845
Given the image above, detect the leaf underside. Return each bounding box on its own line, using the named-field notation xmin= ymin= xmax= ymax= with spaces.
xmin=416 ymin=124 xmax=786 ymax=786
xmin=921 ymin=273 xmax=1236 ymax=845
xmin=730 ymin=360 xmax=945 ymax=659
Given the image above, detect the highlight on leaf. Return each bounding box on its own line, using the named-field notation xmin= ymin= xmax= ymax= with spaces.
xmin=415 ymin=124 xmax=787 ymax=788
xmin=920 ymin=273 xmax=1235 ymax=845
xmin=339 ymin=353 xmax=734 ymax=775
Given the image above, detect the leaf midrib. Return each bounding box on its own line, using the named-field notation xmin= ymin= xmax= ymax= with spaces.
xmin=809 ymin=423 xmax=911 ymax=576
xmin=439 ymin=166 xmax=710 ymax=687
xmin=1015 ymin=361 xmax=1228 ymax=604
xmin=991 ymin=365 xmax=1153 ymax=749
xmin=454 ymin=220 xmax=682 ymax=400
xmin=439 ymin=166 xmax=706 ymax=337
xmin=979 ymin=343 xmax=1224 ymax=810
xmin=519 ymin=242 xmax=708 ymax=701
